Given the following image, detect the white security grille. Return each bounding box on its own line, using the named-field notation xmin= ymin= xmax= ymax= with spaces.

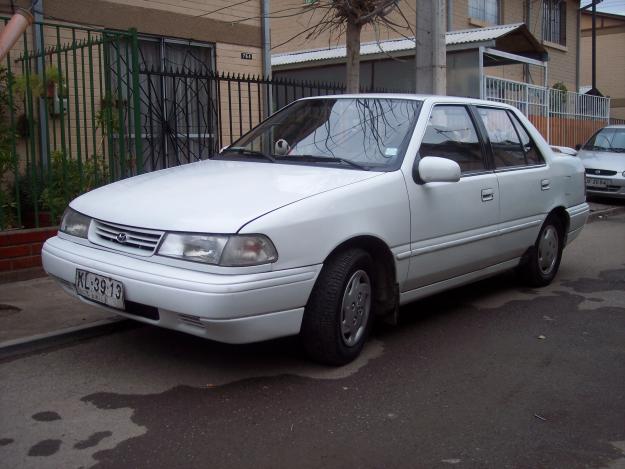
xmin=483 ymin=76 xmax=611 ymax=147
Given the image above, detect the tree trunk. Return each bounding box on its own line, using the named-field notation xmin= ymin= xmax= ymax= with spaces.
xmin=345 ymin=20 xmax=362 ymax=94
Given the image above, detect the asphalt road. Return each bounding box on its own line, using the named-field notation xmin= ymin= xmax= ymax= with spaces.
xmin=1 ymin=213 xmax=624 ymax=469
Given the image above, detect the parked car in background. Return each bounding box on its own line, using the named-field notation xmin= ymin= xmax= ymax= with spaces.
xmin=577 ymin=125 xmax=625 ymax=198
xmin=42 ymin=95 xmax=589 ymax=365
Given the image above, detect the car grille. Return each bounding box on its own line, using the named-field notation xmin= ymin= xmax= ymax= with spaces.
xmin=90 ymin=220 xmax=163 ymax=256
xmin=586 ymin=168 xmax=617 ymax=176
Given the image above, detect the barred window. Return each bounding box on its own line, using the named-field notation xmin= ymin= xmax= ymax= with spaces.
xmin=469 ymin=0 xmax=499 ymax=25
xmin=543 ymin=0 xmax=567 ymax=45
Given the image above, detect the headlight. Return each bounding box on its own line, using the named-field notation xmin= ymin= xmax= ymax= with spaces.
xmin=622 ymin=171 xmax=625 ymax=177
xmin=157 ymin=233 xmax=278 ymax=266
xmin=220 ymin=235 xmax=278 ymax=266
xmin=59 ymin=208 xmax=91 ymax=238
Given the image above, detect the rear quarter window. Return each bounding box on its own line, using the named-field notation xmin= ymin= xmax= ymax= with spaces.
xmin=508 ymin=112 xmax=544 ymax=166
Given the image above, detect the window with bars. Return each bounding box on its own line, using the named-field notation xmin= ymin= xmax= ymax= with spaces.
xmin=468 ymin=0 xmax=499 ymax=25
xmin=108 ymin=36 xmax=217 ymax=171
xmin=543 ymin=0 xmax=567 ymax=45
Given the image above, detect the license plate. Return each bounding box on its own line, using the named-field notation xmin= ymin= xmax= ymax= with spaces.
xmin=75 ymin=269 xmax=125 ymax=310
xmin=586 ymin=177 xmax=608 ymax=188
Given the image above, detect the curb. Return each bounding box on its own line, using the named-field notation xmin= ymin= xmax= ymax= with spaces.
xmin=0 ymin=318 xmax=136 ymax=361
xmin=588 ymin=206 xmax=625 ymax=222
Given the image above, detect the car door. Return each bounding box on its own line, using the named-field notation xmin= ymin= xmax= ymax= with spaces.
xmin=403 ymin=104 xmax=502 ymax=291
xmin=475 ymin=106 xmax=552 ymax=261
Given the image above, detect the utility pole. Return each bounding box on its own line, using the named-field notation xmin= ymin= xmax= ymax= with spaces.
xmin=416 ymin=0 xmax=447 ymax=95
xmin=261 ymin=0 xmax=273 ymax=117
xmin=580 ymin=0 xmax=603 ymax=95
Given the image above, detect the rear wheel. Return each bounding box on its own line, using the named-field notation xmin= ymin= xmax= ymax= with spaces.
xmin=301 ymin=248 xmax=374 ymax=366
xmin=518 ymin=216 xmax=564 ymax=287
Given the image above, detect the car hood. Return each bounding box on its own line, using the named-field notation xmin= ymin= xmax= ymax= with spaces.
xmin=578 ymin=150 xmax=625 ymax=171
xmin=71 ymin=159 xmax=382 ymax=233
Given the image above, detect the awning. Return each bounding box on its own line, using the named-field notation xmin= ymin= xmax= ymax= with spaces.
xmin=272 ymin=23 xmax=547 ymax=69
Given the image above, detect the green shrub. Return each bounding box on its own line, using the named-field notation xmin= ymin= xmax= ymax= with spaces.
xmin=40 ymin=150 xmax=108 ymax=222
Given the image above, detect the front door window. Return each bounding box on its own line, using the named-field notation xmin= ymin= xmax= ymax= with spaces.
xmin=419 ymin=105 xmax=486 ymax=174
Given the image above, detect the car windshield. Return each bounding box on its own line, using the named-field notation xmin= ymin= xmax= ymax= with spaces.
xmin=219 ymin=98 xmax=422 ymax=171
xmin=583 ymin=127 xmax=625 ymax=153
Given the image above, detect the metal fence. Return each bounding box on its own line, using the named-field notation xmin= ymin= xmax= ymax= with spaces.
xmin=0 ymin=17 xmax=393 ymax=231
xmin=0 ymin=18 xmax=141 ymax=231
xmin=136 ymin=68 xmax=354 ymax=171
xmin=483 ymin=76 xmax=611 ymax=148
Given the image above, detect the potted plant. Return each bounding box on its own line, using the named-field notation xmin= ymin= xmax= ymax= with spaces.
xmin=44 ymin=66 xmax=61 ymax=98
xmin=52 ymin=83 xmax=69 ymax=116
xmin=12 ymin=66 xmax=62 ymax=99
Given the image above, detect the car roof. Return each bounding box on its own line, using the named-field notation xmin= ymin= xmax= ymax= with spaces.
xmin=602 ymin=125 xmax=625 ymax=129
xmin=299 ymin=93 xmax=518 ymax=111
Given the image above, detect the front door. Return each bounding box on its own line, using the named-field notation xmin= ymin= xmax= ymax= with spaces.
xmin=403 ymin=104 xmax=501 ymax=292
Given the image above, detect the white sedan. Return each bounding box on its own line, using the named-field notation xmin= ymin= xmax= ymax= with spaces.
xmin=576 ymin=125 xmax=625 ymax=198
xmin=43 ymin=95 xmax=589 ymax=365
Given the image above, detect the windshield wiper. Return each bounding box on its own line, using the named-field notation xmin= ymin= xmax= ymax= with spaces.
xmin=220 ymin=147 xmax=276 ymax=162
xmin=288 ymin=154 xmax=370 ymax=171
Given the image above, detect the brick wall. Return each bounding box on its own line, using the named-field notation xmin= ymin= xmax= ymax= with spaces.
xmin=105 ymin=0 xmax=262 ymax=28
xmin=216 ymin=44 xmax=265 ymax=145
xmin=0 ymin=228 xmax=57 ymax=283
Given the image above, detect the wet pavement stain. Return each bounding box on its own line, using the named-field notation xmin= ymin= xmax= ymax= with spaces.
xmin=28 ymin=439 xmax=62 ymax=457
xmin=562 ymin=267 xmax=625 ymax=293
xmin=0 ymin=304 xmax=20 ymax=318
xmin=78 ymin=290 xmax=625 ymax=469
xmin=74 ymin=431 xmax=113 ymax=450
xmin=32 ymin=411 xmax=62 ymax=422
xmin=0 ymin=438 xmax=14 ymax=446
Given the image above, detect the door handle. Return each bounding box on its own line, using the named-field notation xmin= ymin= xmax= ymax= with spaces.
xmin=481 ymin=188 xmax=494 ymax=202
xmin=541 ymin=179 xmax=551 ymax=191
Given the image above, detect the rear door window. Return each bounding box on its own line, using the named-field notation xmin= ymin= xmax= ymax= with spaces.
xmin=478 ymin=107 xmax=526 ymax=169
xmin=419 ymin=105 xmax=486 ymax=174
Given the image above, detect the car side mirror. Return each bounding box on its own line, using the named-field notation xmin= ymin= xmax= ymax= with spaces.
xmin=416 ymin=156 xmax=461 ymax=183
xmin=575 ymin=144 xmax=582 ymax=151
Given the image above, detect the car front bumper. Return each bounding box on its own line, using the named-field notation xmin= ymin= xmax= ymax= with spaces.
xmin=585 ymin=176 xmax=625 ymax=199
xmin=42 ymin=236 xmax=321 ymax=344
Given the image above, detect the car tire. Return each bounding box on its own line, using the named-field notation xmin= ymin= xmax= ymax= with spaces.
xmin=518 ymin=216 xmax=564 ymax=287
xmin=301 ymin=248 xmax=374 ymax=366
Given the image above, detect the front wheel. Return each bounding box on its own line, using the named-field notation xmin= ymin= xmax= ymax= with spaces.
xmin=518 ymin=216 xmax=564 ymax=287
xmin=301 ymin=248 xmax=374 ymax=366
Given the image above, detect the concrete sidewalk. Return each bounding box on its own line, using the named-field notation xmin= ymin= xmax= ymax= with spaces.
xmin=0 ymin=277 xmax=119 ymax=344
